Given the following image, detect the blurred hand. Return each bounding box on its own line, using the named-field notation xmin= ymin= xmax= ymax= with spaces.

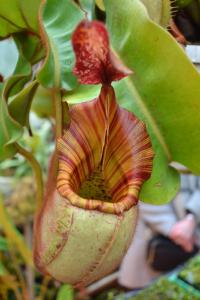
xmin=169 ymin=214 xmax=197 ymax=252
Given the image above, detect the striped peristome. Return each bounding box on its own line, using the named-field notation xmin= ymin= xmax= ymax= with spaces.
xmin=57 ymin=85 xmax=154 ymax=214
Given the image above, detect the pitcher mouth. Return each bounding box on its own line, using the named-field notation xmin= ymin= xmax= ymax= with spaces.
xmin=57 ymin=155 xmax=144 ymax=214
xmin=57 ymin=168 xmax=139 ymax=215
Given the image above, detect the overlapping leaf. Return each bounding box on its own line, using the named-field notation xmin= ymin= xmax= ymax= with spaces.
xmin=14 ymin=32 xmax=44 ymax=66
xmin=37 ymin=0 xmax=85 ymax=89
xmin=0 ymin=78 xmax=37 ymax=161
xmin=9 ymin=80 xmax=39 ymax=128
xmin=0 ymin=82 xmax=22 ymax=160
xmin=0 ymin=35 xmax=40 ymax=160
xmin=0 ymin=77 xmax=38 ymax=161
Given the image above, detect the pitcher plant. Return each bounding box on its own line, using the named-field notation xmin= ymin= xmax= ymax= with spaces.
xmin=33 ymin=19 xmax=154 ymax=287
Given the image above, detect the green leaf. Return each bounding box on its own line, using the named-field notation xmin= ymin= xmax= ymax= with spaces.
xmin=32 ymin=85 xmax=54 ymax=118
xmin=0 ymin=31 xmax=41 ymax=161
xmin=0 ymin=194 xmax=33 ymax=266
xmin=140 ymin=0 xmax=171 ymax=27
xmin=0 ymin=236 xmax=8 ymax=251
xmin=63 ymin=84 xmax=100 ymax=105
xmin=37 ymin=0 xmax=85 ymax=90
xmin=0 ymin=0 xmax=41 ymax=38
xmin=0 ymin=76 xmax=38 ymax=161
xmin=96 ymin=0 xmax=105 ymax=10
xmin=114 ymin=80 xmax=180 ymax=204
xmin=0 ymin=261 xmax=7 ymax=276
xmin=105 ymin=0 xmax=200 ymax=204
xmin=0 ymin=82 xmax=22 ymax=161
xmin=176 ymin=0 xmax=194 ymax=8
xmin=14 ymin=32 xmax=45 ymax=65
xmin=9 ymin=80 xmax=39 ymax=128
xmin=80 ymin=0 xmax=96 ymax=19
xmin=7 ymin=35 xmax=34 ymax=97
xmin=56 ymin=285 xmax=74 ymax=300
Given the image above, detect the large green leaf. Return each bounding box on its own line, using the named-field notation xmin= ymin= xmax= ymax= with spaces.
xmin=0 ymin=0 xmax=40 ymax=38
xmin=105 ymin=0 xmax=200 ymax=203
xmin=37 ymin=0 xmax=85 ymax=90
xmin=114 ymin=80 xmax=180 ymax=204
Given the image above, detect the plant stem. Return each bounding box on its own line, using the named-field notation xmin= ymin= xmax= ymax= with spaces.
xmin=9 ymin=242 xmax=29 ymax=300
xmin=0 ymin=195 xmax=33 ymax=267
xmin=15 ymin=143 xmax=43 ymax=211
xmin=53 ymin=89 xmax=63 ymax=144
xmin=13 ymin=287 xmax=23 ymax=300
xmin=37 ymin=276 xmax=51 ymax=300
xmin=52 ymin=89 xmax=63 ymax=177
